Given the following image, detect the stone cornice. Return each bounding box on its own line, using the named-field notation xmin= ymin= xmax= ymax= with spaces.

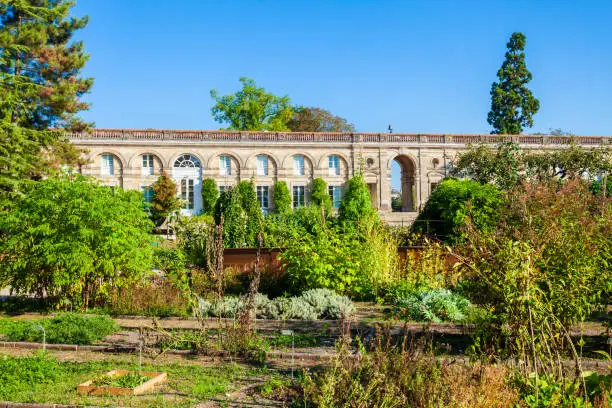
xmin=66 ymin=128 xmax=611 ymax=147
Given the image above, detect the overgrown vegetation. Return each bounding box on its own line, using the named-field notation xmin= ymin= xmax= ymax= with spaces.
xmin=0 ymin=313 xmax=118 ymax=345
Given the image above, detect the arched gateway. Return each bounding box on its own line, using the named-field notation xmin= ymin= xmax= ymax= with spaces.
xmin=69 ymin=129 xmax=610 ymax=225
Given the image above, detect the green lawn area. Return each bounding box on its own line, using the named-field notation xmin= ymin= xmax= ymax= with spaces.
xmin=0 ymin=351 xmax=263 ymax=407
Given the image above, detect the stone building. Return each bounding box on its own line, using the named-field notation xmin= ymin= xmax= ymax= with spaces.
xmin=68 ymin=129 xmax=610 ymax=225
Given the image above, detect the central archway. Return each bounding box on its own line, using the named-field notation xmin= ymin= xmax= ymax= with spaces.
xmin=391 ymin=155 xmax=416 ymax=212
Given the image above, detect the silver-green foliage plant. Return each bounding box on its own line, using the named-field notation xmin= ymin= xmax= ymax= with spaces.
xmin=195 ymin=291 xmax=355 ymax=321
xmin=392 ymin=289 xmax=472 ymax=323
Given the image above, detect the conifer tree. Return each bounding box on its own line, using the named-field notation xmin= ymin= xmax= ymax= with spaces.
xmin=272 ymin=181 xmax=291 ymax=215
xmin=201 ymin=178 xmax=219 ymax=215
xmin=0 ymin=0 xmax=93 ymax=130
xmin=150 ymin=172 xmax=181 ymax=226
xmin=487 ymin=32 xmax=540 ymax=134
xmin=214 ymin=186 xmax=247 ymax=248
xmin=237 ymin=180 xmax=263 ymax=246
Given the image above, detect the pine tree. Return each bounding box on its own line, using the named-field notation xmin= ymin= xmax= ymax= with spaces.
xmin=487 ymin=32 xmax=540 ymax=134
xmin=272 ymin=181 xmax=291 ymax=215
xmin=150 ymin=172 xmax=181 ymax=226
xmin=0 ymin=0 xmax=93 ymax=130
xmin=201 ymin=178 xmax=219 ymax=215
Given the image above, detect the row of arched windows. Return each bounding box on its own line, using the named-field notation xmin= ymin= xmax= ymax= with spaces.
xmin=98 ymin=153 xmax=345 ymax=177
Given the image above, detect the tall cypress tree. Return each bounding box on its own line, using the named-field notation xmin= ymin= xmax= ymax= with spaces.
xmin=487 ymin=32 xmax=540 ymax=135
xmin=0 ymin=0 xmax=93 ymax=130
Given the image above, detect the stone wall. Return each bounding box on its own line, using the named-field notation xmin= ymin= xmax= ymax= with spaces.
xmin=68 ymin=129 xmax=610 ymax=224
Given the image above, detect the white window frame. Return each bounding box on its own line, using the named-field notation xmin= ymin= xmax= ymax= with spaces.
xmin=293 ymin=155 xmax=305 ymax=176
xmin=328 ymin=155 xmax=340 ymax=176
xmin=293 ymin=185 xmax=305 ymax=209
xmin=180 ymin=178 xmax=195 ymax=210
xmin=142 ymin=154 xmax=154 ymax=176
xmin=256 ymin=185 xmax=270 ymax=214
xmin=257 ymin=155 xmax=269 ymax=176
xmin=329 ymin=185 xmax=343 ymax=209
xmin=101 ymin=154 xmax=114 ymax=176
xmin=220 ymin=155 xmax=232 ymax=176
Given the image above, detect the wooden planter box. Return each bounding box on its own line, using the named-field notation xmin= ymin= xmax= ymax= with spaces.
xmin=77 ymin=369 xmax=167 ymax=396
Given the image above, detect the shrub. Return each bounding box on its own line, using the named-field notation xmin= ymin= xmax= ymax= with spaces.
xmin=201 ymin=178 xmax=219 ymax=215
xmin=194 ymin=291 xmax=355 ymax=321
xmin=393 ymin=289 xmax=473 ymax=323
xmin=273 ymin=297 xmax=319 ymax=320
xmin=339 ymin=173 xmax=377 ymax=223
xmin=272 ymin=181 xmax=291 ymax=215
xmin=413 ymin=178 xmax=503 ymax=242
xmin=310 ymin=178 xmax=332 ymax=215
xmin=300 ymin=288 xmax=355 ymax=319
xmin=1 ymin=313 xmax=119 ymax=345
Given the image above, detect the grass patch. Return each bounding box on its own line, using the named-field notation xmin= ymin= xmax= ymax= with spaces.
xmin=268 ymin=332 xmax=319 ymax=348
xmin=0 ymin=313 xmax=119 ymax=345
xmin=0 ymin=352 xmax=248 ymax=407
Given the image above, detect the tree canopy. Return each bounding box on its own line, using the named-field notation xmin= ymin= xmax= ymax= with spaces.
xmin=0 ymin=0 xmax=93 ymax=130
xmin=0 ymin=175 xmax=154 ymax=310
xmin=210 ymin=77 xmax=293 ymax=131
xmin=287 ymin=106 xmax=355 ymax=132
xmin=487 ymin=32 xmax=539 ymax=134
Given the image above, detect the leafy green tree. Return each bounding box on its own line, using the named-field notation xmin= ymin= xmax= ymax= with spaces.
xmin=237 ymin=179 xmax=263 ymax=246
xmin=287 ymin=106 xmax=355 ymax=132
xmin=149 ymin=172 xmax=181 ymax=226
xmin=487 ymin=32 xmax=540 ymax=134
xmin=0 ymin=0 xmax=93 ymax=130
xmin=0 ymin=175 xmax=153 ymax=310
xmin=214 ymin=186 xmax=247 ymax=248
xmin=210 ymin=77 xmax=293 ymax=131
xmin=310 ymin=177 xmax=332 ymax=215
xmin=272 ymin=181 xmax=291 ymax=215
xmin=339 ymin=174 xmax=376 ymax=223
xmin=201 ymin=178 xmax=219 ymax=215
xmin=451 ymin=141 xmax=523 ymax=189
xmin=413 ymin=178 xmax=504 ymax=242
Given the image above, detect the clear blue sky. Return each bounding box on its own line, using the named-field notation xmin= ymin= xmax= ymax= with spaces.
xmin=72 ymin=0 xmax=611 ymax=135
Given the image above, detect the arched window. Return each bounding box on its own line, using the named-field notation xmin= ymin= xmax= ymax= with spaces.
xmin=256 ymin=155 xmax=269 ymax=176
xmin=328 ymin=155 xmax=340 ymax=176
xmin=293 ymin=155 xmax=305 ymax=176
xmin=219 ymin=155 xmax=232 ymax=175
xmin=101 ymin=153 xmax=115 ymax=176
xmin=174 ymin=154 xmax=200 ymax=168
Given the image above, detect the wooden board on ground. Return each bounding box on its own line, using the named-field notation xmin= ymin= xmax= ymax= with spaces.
xmin=77 ymin=369 xmax=167 ymax=396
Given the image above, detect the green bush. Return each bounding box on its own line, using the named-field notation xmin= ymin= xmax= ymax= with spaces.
xmin=0 ymin=353 xmax=59 ymax=399
xmin=1 ymin=313 xmax=119 ymax=345
xmin=413 ymin=178 xmax=503 ymax=242
xmin=392 ymin=289 xmax=473 ymax=323
xmin=201 ymin=178 xmax=219 ymax=215
xmin=272 ymin=181 xmax=291 ymax=215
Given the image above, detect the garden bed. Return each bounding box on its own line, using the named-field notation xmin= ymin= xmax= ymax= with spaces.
xmin=77 ymin=369 xmax=166 ymax=396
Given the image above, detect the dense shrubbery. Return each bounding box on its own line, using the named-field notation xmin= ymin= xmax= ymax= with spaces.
xmin=196 ymin=289 xmax=355 ymax=320
xmin=0 ymin=313 xmax=119 ymax=345
xmin=413 ymin=178 xmax=503 ymax=242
